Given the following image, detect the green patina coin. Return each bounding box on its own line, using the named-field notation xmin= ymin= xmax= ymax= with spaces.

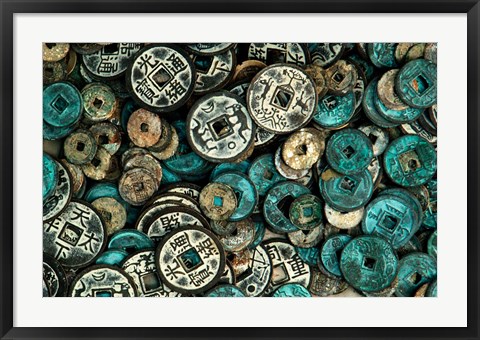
xmin=43 ymin=81 xmax=83 ymax=128
xmin=375 ymin=90 xmax=424 ymax=124
xmin=43 ymin=153 xmax=58 ymax=201
xmin=289 ymin=194 xmax=323 ymax=230
xmin=362 ymin=78 xmax=399 ymax=128
xmin=295 ymin=246 xmax=319 ymax=267
xmin=378 ymin=187 xmax=423 ymax=229
xmin=319 ymin=167 xmax=373 ymax=212
xmin=320 ymin=234 xmax=352 ymax=278
xmin=423 ymin=179 xmax=437 ymax=229
xmin=205 ymin=284 xmax=246 ymax=297
xmin=383 ymin=135 xmax=437 ymax=187
xmin=368 ymin=43 xmax=399 ymax=68
xmin=326 ymin=128 xmax=374 ymax=175
xmin=313 ymin=91 xmax=356 ymax=128
xmin=426 ymin=279 xmax=437 ymax=297
xmin=395 ymin=59 xmax=437 ymax=108
xmin=248 ymin=154 xmax=285 ymax=196
xmin=272 ymin=283 xmax=312 ymax=297
xmin=340 ymin=235 xmax=398 ymax=292
xmin=395 ymin=252 xmax=437 ymax=297
xmin=427 ymin=230 xmax=437 ymax=258
xmin=43 ymin=119 xmax=78 ymax=140
xmin=362 ymin=194 xmax=420 ymax=249
xmin=95 ymin=249 xmax=129 ymax=266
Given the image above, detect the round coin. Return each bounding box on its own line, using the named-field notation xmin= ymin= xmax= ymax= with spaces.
xmin=199 ymin=182 xmax=237 ymax=221
xmin=395 ymin=59 xmax=437 ymax=108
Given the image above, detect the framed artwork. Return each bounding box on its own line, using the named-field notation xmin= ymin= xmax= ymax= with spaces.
xmin=0 ymin=1 xmax=478 ymax=339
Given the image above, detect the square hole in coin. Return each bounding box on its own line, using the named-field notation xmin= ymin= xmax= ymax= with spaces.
xmin=271 ymin=263 xmax=290 ymax=285
xmin=362 ymin=257 xmax=377 ymax=270
xmin=408 ymin=271 xmax=423 ymax=285
xmin=58 ymin=222 xmax=84 ymax=246
xmin=103 ymin=43 xmax=119 ymax=55
xmin=411 ymin=74 xmax=431 ymax=96
xmin=92 ymin=157 xmax=101 ymax=167
xmin=134 ymin=182 xmax=144 ymax=192
xmin=93 ymin=97 xmax=103 ymax=110
xmin=399 ymin=149 xmax=422 ymax=175
xmin=140 ymin=123 xmax=149 ymax=132
xmin=208 ymin=115 xmax=233 ymax=140
xmin=99 ymin=135 xmax=109 ymax=145
xmin=340 ymin=176 xmax=358 ymax=193
xmin=177 ymin=247 xmax=203 ymax=273
xmin=332 ymin=71 xmax=345 ymax=83
xmin=271 ymin=87 xmax=293 ymax=110
xmin=266 ymin=48 xmax=286 ymax=64
xmin=93 ymin=289 xmax=114 ymax=297
xmin=76 ymin=142 xmax=86 ymax=151
xmin=302 ymin=206 xmax=313 ymax=218
xmin=342 ymin=145 xmax=355 ymax=159
xmin=151 ymin=66 xmax=173 ymax=89
xmin=194 ymin=55 xmax=214 ymax=73
xmin=213 ymin=196 xmax=223 ymax=207
xmin=51 ymin=94 xmax=69 ymax=113
xmin=322 ymin=95 xmax=338 ymax=110
xmin=140 ymin=272 xmax=161 ymax=292
xmin=380 ymin=213 xmax=399 ymax=230
xmin=263 ymin=168 xmax=274 ymax=181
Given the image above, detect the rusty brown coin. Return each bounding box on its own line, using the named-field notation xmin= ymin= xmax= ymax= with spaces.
xmin=81 ymin=147 xmax=112 ymax=180
xmin=119 ymin=168 xmax=158 ymax=206
xmin=92 ymin=197 xmax=127 ymax=236
xmin=63 ymin=129 xmax=97 ymax=165
xmin=127 ymin=108 xmax=162 ymax=148
xmin=199 ymin=182 xmax=237 ymax=221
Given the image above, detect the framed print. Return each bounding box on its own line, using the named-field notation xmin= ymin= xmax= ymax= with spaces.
xmin=1 ymin=0 xmax=479 ymax=339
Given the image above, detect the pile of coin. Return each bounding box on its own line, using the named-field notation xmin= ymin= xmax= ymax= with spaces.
xmin=43 ymin=42 xmax=437 ymax=298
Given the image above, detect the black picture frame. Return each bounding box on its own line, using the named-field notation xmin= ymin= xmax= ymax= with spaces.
xmin=1 ymin=1 xmax=478 ymax=339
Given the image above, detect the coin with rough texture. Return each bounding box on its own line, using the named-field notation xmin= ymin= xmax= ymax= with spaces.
xmin=156 ymin=226 xmax=225 ymax=294
xmin=248 ymin=43 xmax=309 ymax=65
xmin=313 ymin=91 xmax=356 ymax=129
xmin=358 ymin=125 xmax=390 ymax=156
xmin=320 ymin=234 xmax=352 ymax=278
xmin=383 ymin=135 xmax=437 ymax=187
xmin=127 ymin=108 xmax=162 ymax=148
xmin=272 ymin=283 xmax=311 ymax=297
xmin=248 ymin=153 xmax=285 ymax=196
xmin=191 ymin=49 xmax=235 ymax=94
xmin=187 ymin=91 xmax=255 ymax=162
xmin=63 ymin=129 xmax=97 ymax=165
xmin=325 ymin=60 xmax=358 ymax=96
xmin=308 ymin=269 xmax=348 ymax=296
xmin=44 ymin=200 xmax=106 ymax=268
xmin=43 ymin=154 xmax=58 ymax=201
xmin=303 ymin=64 xmax=328 ymax=98
xmin=218 ymin=218 xmax=255 ymax=252
xmin=395 ymin=59 xmax=437 ymax=109
xmin=289 ymin=194 xmax=323 ymax=230
xmin=119 ymin=168 xmax=158 ymax=206
xmin=288 ymin=225 xmax=323 ymax=248
xmin=205 ymin=284 xmax=245 ymax=297
xmin=82 ymin=43 xmax=142 ymax=79
xmin=395 ymin=252 xmax=437 ymax=297
xmin=124 ymin=153 xmax=163 ymax=187
xmin=92 ymin=197 xmax=127 ymax=236
xmin=368 ymin=43 xmax=398 ymax=68
xmin=43 ymin=160 xmax=72 ymax=222
xmin=89 ymin=122 xmax=122 ymax=155
xmin=247 ymin=64 xmax=317 ymax=134
xmin=43 ymin=82 xmax=83 ymax=128
xmin=424 ymin=43 xmax=437 ymax=64
xmin=308 ymin=43 xmax=344 ymax=67
xmin=81 ymin=147 xmax=112 ymax=181
xmin=264 ymin=240 xmax=311 ymax=294
xmin=81 ymin=82 xmax=117 ymax=122
xmin=340 ymin=235 xmax=398 ymax=292
xmin=199 ymin=182 xmax=237 ymax=221
xmin=127 ymin=44 xmax=195 ymax=112
xmin=235 ymin=245 xmax=272 ymax=297
xmin=362 ymin=78 xmax=399 ymax=128
xmin=43 ymin=43 xmax=70 ymax=62
xmin=69 ymin=264 xmax=137 ymax=297
xmin=377 ymin=69 xmax=408 ymax=110
xmin=282 ymin=130 xmax=324 ymax=170
xmin=122 ymin=250 xmax=182 ymax=297
xmin=274 ymin=146 xmax=309 ymax=180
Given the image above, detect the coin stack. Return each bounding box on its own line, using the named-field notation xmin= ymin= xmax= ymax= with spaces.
xmin=43 ymin=43 xmax=437 ymax=298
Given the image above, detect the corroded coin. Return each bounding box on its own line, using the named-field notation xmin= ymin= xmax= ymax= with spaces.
xmin=43 ymin=81 xmax=83 ymax=128
xmin=303 ymin=64 xmax=328 ymax=98
xmin=313 ymin=91 xmax=356 ymax=129
xmin=63 ymin=129 xmax=97 ymax=165
xmin=186 ymin=91 xmax=255 ymax=163
xmin=81 ymin=147 xmax=112 ymax=181
xmin=81 ymin=82 xmax=117 ymax=122
xmin=308 ymin=43 xmax=344 ymax=67
xmin=377 ymin=69 xmax=409 ymax=110
xmin=368 ymin=43 xmax=398 ymax=68
xmin=43 ymin=154 xmax=58 ymax=201
xmin=324 ymin=204 xmax=364 ymax=230
xmin=71 ymin=43 xmax=103 ymax=55
xmin=358 ymin=125 xmax=390 ymax=156
xmin=127 ymin=44 xmax=195 ymax=112
xmin=274 ymin=145 xmax=309 ymax=180
xmin=340 ymin=235 xmax=398 ymax=292
xmin=43 ymin=200 xmax=106 ymax=268
xmin=248 ymin=153 xmax=285 ymax=196
xmin=235 ymin=245 xmax=272 ymax=297
xmin=248 ymin=43 xmax=309 ymax=65
xmin=89 ymin=122 xmax=122 ymax=155
xmin=395 ymin=59 xmax=437 ymax=108
xmin=231 ymin=60 xmax=267 ymax=83
xmin=199 ymin=182 xmax=237 ymax=221
xmin=124 ymin=153 xmax=163 ymax=187
xmin=127 ymin=108 xmax=162 ymax=148
xmin=218 ymin=218 xmax=255 ymax=252
xmin=69 ymin=264 xmax=136 ymax=297
xmin=395 ymin=252 xmax=437 ymax=297
xmin=92 ymin=197 xmax=127 ymax=236
xmin=122 ymin=250 xmax=181 ymax=297
xmin=272 ymin=283 xmax=311 ymax=297
xmin=264 ymin=240 xmax=311 ymax=294
xmin=287 ymin=225 xmax=323 ymax=248
xmin=325 ymin=60 xmax=358 ymax=96
xmin=82 ymin=43 xmax=142 ymax=79
xmin=289 ymin=194 xmax=323 ymax=230
xmin=205 ymin=284 xmax=245 ymax=297
xmin=282 ymin=130 xmax=324 ymax=170
xmin=148 ymin=118 xmax=172 ymax=153
xmin=43 ymin=253 xmax=68 ymax=297
xmin=119 ymin=168 xmax=158 ymax=206
xmin=156 ymin=226 xmax=225 ymax=294
xmin=43 ymin=43 xmax=70 ymax=62
xmin=247 ymin=64 xmax=317 ymax=134
xmin=308 ymin=269 xmax=348 ymax=296
xmin=320 ymin=234 xmax=353 ymax=278
xmin=191 ymin=49 xmax=236 ymax=94
xmin=43 ymin=160 xmax=72 ymax=222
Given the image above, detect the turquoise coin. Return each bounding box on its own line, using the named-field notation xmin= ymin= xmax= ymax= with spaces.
xmin=210 ymin=160 xmax=251 ymax=181
xmin=108 ymin=230 xmax=154 ymax=253
xmin=295 ymin=246 xmax=319 ymax=267
xmin=395 ymin=59 xmax=437 ymax=108
xmin=368 ymin=43 xmax=398 ymax=68
xmin=121 ymin=99 xmax=139 ymax=132
xmin=423 ymin=179 xmax=437 ymax=228
xmin=43 ymin=81 xmax=83 ymax=127
xmin=249 ymin=214 xmax=267 ymax=249
xmin=427 ymin=230 xmax=437 ymax=258
xmin=362 ymin=194 xmax=419 ymax=249
xmin=340 ymin=235 xmax=398 ymax=292
xmin=205 ymin=284 xmax=246 ymax=297
xmin=383 ymin=135 xmax=437 ymax=187
xmin=378 ymin=187 xmax=423 ymax=228
xmin=248 ymin=154 xmax=285 ymax=196
xmin=374 ymin=91 xmax=424 ymax=124
xmin=326 ymin=129 xmax=374 ymax=175
xmin=160 ymin=165 xmax=182 ymax=185
xmin=43 ymin=154 xmax=58 ymax=200
xmin=319 ymin=167 xmax=373 ymax=212
xmin=43 ymin=119 xmax=77 ymax=140
xmin=272 ymin=283 xmax=311 ymax=297
xmin=426 ymin=279 xmax=437 ymax=297
xmin=395 ymin=252 xmax=437 ymax=297
xmin=362 ymin=78 xmax=399 ymax=128
xmin=320 ymin=234 xmax=353 ymax=278
xmin=95 ymin=249 xmax=129 ymax=266
xmin=313 ymin=91 xmax=355 ymax=128
xmin=348 ymin=53 xmax=375 ymax=81
xmin=213 ymin=171 xmax=258 ymax=221
xmin=263 ymin=181 xmax=310 ymax=233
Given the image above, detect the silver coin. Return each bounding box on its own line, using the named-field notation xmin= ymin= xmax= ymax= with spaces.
xmin=122 ymin=250 xmax=182 ymax=297
xmin=156 ymin=226 xmax=225 ymax=294
xmin=235 ymin=245 xmax=272 ymax=297
xmin=185 ymin=43 xmax=236 ymax=56
xmin=143 ymin=206 xmax=210 ymax=242
xmin=274 ymin=146 xmax=308 ymax=180
xmin=43 ymin=200 xmax=106 ymax=268
xmin=82 ymin=43 xmax=142 ymax=79
xmin=43 ymin=160 xmax=72 ymax=222
xmin=191 ymin=49 xmax=236 ymax=94
xmin=358 ymin=124 xmax=390 ymax=156
xmin=248 ymin=43 xmax=309 ymax=66
xmin=324 ymin=204 xmax=364 ymax=230
xmin=127 ymin=44 xmax=195 ymax=112
xmin=218 ymin=218 xmax=255 ymax=252
xmin=247 ymin=64 xmax=317 ymax=134
xmin=186 ymin=91 xmax=255 ymax=162
xmin=287 ymin=224 xmax=323 ymax=248
xmin=263 ymin=240 xmax=311 ymax=294
xmin=149 ymin=193 xmax=201 ymax=213
xmin=69 ymin=264 xmax=136 ymax=297
xmin=309 ymin=43 xmax=344 ymax=67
